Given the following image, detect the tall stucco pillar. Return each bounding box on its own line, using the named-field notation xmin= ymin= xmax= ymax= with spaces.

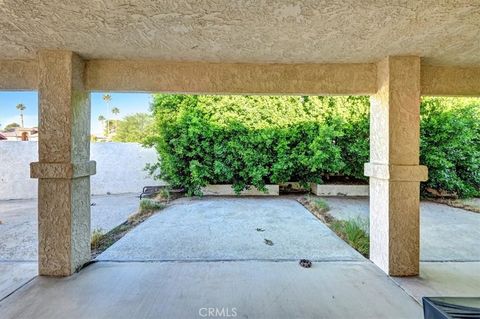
xmin=31 ymin=50 xmax=96 ymax=276
xmin=364 ymin=56 xmax=428 ymax=276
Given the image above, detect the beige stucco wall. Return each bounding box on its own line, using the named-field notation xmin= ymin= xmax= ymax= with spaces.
xmin=0 ymin=142 xmax=160 ymax=200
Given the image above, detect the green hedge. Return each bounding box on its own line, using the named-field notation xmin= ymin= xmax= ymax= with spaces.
xmin=145 ymin=95 xmax=479 ymax=198
xmin=420 ymin=98 xmax=480 ymax=197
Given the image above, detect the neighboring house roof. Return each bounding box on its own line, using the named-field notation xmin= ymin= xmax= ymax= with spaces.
xmin=16 ymin=127 xmax=38 ymax=133
xmin=1 ymin=131 xmax=18 ymax=137
xmin=0 ymin=128 xmax=39 ymax=140
xmin=2 ymin=128 xmax=38 ymax=135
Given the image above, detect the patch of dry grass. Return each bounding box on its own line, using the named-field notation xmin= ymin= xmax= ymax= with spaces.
xmin=90 ymin=199 xmax=166 ymax=258
xmin=429 ymin=198 xmax=480 ymax=214
xmin=91 ymin=228 xmax=105 ymax=250
xmin=153 ymin=188 xmax=184 ymax=204
xmin=298 ymin=195 xmax=334 ymax=224
xmin=331 ymin=218 xmax=369 ymax=257
xmin=298 ymin=195 xmax=370 ymax=258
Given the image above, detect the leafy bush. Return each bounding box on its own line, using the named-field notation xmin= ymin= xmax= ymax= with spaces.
xmin=420 ymin=98 xmax=480 ymax=197
xmin=146 ymin=94 xmax=479 ymax=198
xmin=146 ymin=95 xmax=365 ymax=195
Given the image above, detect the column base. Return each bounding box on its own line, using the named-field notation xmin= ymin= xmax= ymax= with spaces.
xmin=365 ymin=163 xmax=428 ymax=277
xmin=369 ymin=178 xmax=421 ymax=276
xmin=32 ymin=161 xmax=96 ymax=276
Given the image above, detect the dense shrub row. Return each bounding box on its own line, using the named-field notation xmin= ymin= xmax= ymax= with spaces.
xmin=145 ymin=95 xmax=479 ymax=198
xmin=420 ymin=98 xmax=480 ymax=197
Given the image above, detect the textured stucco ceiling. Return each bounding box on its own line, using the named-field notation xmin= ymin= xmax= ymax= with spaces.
xmin=1 ymin=1 xmax=479 ymax=66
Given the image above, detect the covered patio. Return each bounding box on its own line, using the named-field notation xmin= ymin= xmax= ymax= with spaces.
xmin=1 ymin=1 xmax=479 ymax=318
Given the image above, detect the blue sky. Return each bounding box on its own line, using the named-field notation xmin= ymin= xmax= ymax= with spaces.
xmin=0 ymin=92 xmax=153 ymax=134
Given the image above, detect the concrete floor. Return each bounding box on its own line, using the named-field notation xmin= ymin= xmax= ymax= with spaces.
xmin=0 ymin=261 xmax=423 ymax=319
xmin=1 ymin=196 xmax=479 ymax=318
xmin=0 ymin=262 xmax=36 ymax=302
xmin=0 ymin=193 xmax=140 ymax=300
xmin=325 ymin=197 xmax=480 ymax=261
xmin=98 ymin=197 xmax=363 ymax=262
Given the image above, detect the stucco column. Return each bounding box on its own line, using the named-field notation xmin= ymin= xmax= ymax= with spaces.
xmin=31 ymin=50 xmax=96 ymax=276
xmin=364 ymin=56 xmax=428 ymax=276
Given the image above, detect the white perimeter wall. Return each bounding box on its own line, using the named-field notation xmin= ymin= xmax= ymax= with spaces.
xmin=0 ymin=141 xmax=163 ymax=200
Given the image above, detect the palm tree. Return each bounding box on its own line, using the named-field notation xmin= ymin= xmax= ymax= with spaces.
xmin=98 ymin=115 xmax=106 ymax=135
xmin=111 ymin=107 xmax=120 ymax=131
xmin=102 ymin=94 xmax=112 ymax=135
xmin=102 ymin=94 xmax=112 ymax=105
xmin=16 ymin=103 xmax=26 ymax=127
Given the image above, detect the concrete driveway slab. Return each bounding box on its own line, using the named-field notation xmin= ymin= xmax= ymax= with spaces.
xmin=393 ymin=262 xmax=480 ymax=303
xmin=0 ymin=261 xmax=422 ymax=319
xmin=97 ymin=197 xmax=364 ymax=262
xmin=0 ymin=194 xmax=140 ymax=261
xmin=0 ymin=199 xmax=37 ymax=261
xmin=325 ymin=197 xmax=480 ymax=261
xmin=420 ymin=202 xmax=480 ymax=261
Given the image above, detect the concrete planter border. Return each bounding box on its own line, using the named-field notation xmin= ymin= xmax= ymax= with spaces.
xmin=201 ymin=184 xmax=279 ymax=196
xmin=310 ymin=183 xmax=369 ymax=197
xmin=279 ymin=182 xmax=310 ymax=192
xmin=202 ymin=183 xmax=369 ymax=196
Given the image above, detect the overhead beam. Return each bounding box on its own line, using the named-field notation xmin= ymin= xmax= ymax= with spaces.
xmin=2 ymin=58 xmax=480 ymax=97
xmin=85 ymin=60 xmax=377 ymax=95
xmin=0 ymin=60 xmax=38 ymax=91
xmin=421 ymin=65 xmax=480 ymax=96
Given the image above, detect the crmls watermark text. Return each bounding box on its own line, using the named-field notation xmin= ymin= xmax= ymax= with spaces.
xmin=198 ymin=307 xmax=238 ymax=317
